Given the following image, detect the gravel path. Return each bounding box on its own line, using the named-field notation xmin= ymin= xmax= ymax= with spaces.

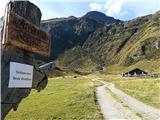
xmin=96 ymin=79 xmax=160 ymax=120
xmin=97 ymin=85 xmax=141 ymax=120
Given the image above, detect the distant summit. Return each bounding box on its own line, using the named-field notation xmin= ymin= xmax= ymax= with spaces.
xmin=40 ymin=11 xmax=121 ymax=61
xmin=83 ymin=11 xmax=121 ymax=23
xmin=39 ymin=11 xmax=160 ymax=73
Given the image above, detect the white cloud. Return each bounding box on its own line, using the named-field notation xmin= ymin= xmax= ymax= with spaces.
xmin=89 ymin=2 xmax=102 ymax=11
xmin=89 ymin=0 xmax=123 ymax=17
xmin=104 ymin=0 xmax=122 ymax=16
xmin=104 ymin=0 xmax=112 ymax=9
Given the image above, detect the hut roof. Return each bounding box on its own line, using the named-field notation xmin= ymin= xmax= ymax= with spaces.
xmin=124 ymin=68 xmax=147 ymax=75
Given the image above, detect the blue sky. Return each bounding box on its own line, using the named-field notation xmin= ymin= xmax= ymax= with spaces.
xmin=0 ymin=0 xmax=159 ymax=20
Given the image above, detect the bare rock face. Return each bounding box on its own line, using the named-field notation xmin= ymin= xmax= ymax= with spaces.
xmin=39 ymin=11 xmax=122 ymax=61
xmin=83 ymin=11 xmax=121 ymax=23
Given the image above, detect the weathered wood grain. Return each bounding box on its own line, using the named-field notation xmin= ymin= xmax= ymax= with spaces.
xmin=1 ymin=1 xmax=49 ymax=119
xmin=3 ymin=11 xmax=51 ymax=56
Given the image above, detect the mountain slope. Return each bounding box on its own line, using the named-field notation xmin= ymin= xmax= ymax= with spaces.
xmin=56 ymin=46 xmax=97 ymax=72
xmin=87 ymin=11 xmax=160 ymax=73
xmin=83 ymin=11 xmax=160 ymax=66
xmin=83 ymin=11 xmax=121 ymax=23
xmin=40 ymin=11 xmax=160 ymax=73
xmin=38 ymin=11 xmax=121 ymax=61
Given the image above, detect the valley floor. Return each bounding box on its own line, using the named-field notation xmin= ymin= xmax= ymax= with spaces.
xmin=97 ymin=84 xmax=141 ymax=120
xmin=6 ymin=74 xmax=160 ymax=120
xmin=6 ymin=77 xmax=103 ymax=120
xmin=97 ymin=79 xmax=160 ymax=120
xmin=86 ymin=74 xmax=160 ymax=120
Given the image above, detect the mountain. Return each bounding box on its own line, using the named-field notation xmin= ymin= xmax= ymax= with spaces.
xmin=37 ymin=11 xmax=121 ymax=61
xmin=39 ymin=11 xmax=160 ymax=73
xmin=82 ymin=11 xmax=160 ymax=73
xmin=83 ymin=11 xmax=121 ymax=23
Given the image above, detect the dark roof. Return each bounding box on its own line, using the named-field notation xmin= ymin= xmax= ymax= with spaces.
xmin=124 ymin=68 xmax=147 ymax=75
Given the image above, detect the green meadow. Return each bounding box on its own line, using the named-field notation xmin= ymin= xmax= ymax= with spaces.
xmin=94 ymin=74 xmax=160 ymax=108
xmin=5 ymin=74 xmax=160 ymax=120
xmin=6 ymin=77 xmax=103 ymax=120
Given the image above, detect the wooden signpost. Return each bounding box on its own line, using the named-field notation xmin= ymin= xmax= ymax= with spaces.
xmin=1 ymin=1 xmax=52 ymax=119
xmin=2 ymin=11 xmax=51 ymax=56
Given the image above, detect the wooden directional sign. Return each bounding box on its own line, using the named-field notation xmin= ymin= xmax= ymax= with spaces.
xmin=2 ymin=11 xmax=51 ymax=56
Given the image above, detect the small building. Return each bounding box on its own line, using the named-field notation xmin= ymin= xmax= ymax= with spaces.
xmin=122 ymin=68 xmax=147 ymax=77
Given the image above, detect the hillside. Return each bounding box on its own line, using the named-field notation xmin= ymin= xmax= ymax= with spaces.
xmin=37 ymin=11 xmax=121 ymax=61
xmin=39 ymin=11 xmax=160 ymax=73
xmin=82 ymin=11 xmax=160 ymax=73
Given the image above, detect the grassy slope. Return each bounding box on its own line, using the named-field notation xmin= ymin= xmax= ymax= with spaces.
xmin=6 ymin=77 xmax=103 ymax=120
xmin=106 ymin=59 xmax=160 ymax=74
xmin=91 ymin=74 xmax=160 ymax=109
xmin=117 ymin=12 xmax=160 ymax=65
xmin=53 ymin=12 xmax=160 ymax=74
xmin=108 ymin=13 xmax=160 ymax=74
xmin=56 ymin=47 xmax=97 ymax=72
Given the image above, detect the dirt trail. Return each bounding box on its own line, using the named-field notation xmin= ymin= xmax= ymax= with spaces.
xmin=97 ymin=85 xmax=141 ymax=120
xmin=95 ymin=79 xmax=160 ymax=120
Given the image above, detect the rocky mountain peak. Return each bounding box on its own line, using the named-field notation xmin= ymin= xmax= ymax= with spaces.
xmin=83 ymin=11 xmax=121 ymax=23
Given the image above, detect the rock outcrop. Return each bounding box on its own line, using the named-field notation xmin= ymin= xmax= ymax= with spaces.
xmin=38 ymin=11 xmax=121 ymax=61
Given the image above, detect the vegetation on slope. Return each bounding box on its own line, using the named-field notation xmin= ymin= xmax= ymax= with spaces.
xmin=56 ymin=46 xmax=98 ymax=72
xmin=39 ymin=11 xmax=160 ymax=73
xmin=106 ymin=59 xmax=160 ymax=74
xmin=83 ymin=11 xmax=160 ymax=71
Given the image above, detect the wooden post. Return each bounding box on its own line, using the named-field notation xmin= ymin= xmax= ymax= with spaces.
xmin=1 ymin=1 xmax=51 ymax=119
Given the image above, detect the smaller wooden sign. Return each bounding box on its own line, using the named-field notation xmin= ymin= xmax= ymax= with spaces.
xmin=3 ymin=11 xmax=51 ymax=56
